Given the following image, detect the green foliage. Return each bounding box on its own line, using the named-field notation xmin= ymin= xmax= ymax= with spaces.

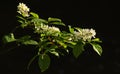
xmin=21 ymin=40 xmax=38 ymax=45
xmin=1 ymin=3 xmax=103 ymax=72
xmin=73 ymin=41 xmax=85 ymax=58
xmin=68 ymin=25 xmax=74 ymax=33
xmin=91 ymin=38 xmax=102 ymax=43
xmin=38 ymin=54 xmax=50 ymax=72
xmin=27 ymin=54 xmax=39 ymax=70
xmin=17 ymin=35 xmax=31 ymax=42
xmin=2 ymin=33 xmax=16 ymax=43
xmin=90 ymin=43 xmax=102 ymax=56
xmin=48 ymin=17 xmax=65 ymax=26
xmin=30 ymin=12 xmax=39 ymax=18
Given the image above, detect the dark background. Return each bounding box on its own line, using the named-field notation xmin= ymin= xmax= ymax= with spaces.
xmin=0 ymin=0 xmax=120 ymax=74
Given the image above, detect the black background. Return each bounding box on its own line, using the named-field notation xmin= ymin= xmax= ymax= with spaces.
xmin=0 ymin=0 xmax=120 ymax=74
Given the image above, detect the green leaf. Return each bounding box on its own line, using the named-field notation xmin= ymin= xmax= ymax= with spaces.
xmin=16 ymin=16 xmax=26 ymax=21
xmin=31 ymin=18 xmax=48 ymax=24
xmin=38 ymin=54 xmax=50 ymax=72
xmin=68 ymin=25 xmax=74 ymax=33
xmin=46 ymin=45 xmax=59 ymax=57
xmin=74 ymin=27 xmax=82 ymax=32
xmin=2 ymin=33 xmax=16 ymax=43
xmin=27 ymin=54 xmax=39 ymax=70
xmin=30 ymin=12 xmax=39 ymax=18
xmin=22 ymin=40 xmax=38 ymax=45
xmin=21 ymin=23 xmax=28 ymax=28
xmin=50 ymin=51 xmax=59 ymax=57
xmin=66 ymin=41 xmax=76 ymax=45
xmin=90 ymin=43 xmax=102 ymax=56
xmin=48 ymin=17 xmax=65 ymax=26
xmin=73 ymin=41 xmax=84 ymax=58
xmin=56 ymin=40 xmax=67 ymax=48
xmin=40 ymin=34 xmax=45 ymax=37
xmin=49 ymin=22 xmax=65 ymax=26
xmin=17 ymin=20 xmax=25 ymax=24
xmin=48 ymin=17 xmax=62 ymax=22
xmin=91 ymin=38 xmax=102 ymax=43
xmin=17 ymin=35 xmax=31 ymax=42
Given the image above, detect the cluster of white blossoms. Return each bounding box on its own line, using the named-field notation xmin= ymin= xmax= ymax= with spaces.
xmin=73 ymin=28 xmax=96 ymax=41
xmin=35 ymin=23 xmax=49 ymax=32
xmin=17 ymin=3 xmax=30 ymax=17
xmin=48 ymin=26 xmax=60 ymax=33
xmin=47 ymin=26 xmax=60 ymax=36
xmin=35 ymin=24 xmax=60 ymax=36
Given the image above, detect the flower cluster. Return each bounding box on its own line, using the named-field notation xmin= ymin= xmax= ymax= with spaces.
xmin=73 ymin=28 xmax=96 ymax=41
xmin=17 ymin=3 xmax=30 ymax=17
xmin=35 ymin=23 xmax=60 ymax=36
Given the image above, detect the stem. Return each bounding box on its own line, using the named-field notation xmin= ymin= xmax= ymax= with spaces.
xmin=11 ymin=25 xmax=21 ymax=33
xmin=27 ymin=54 xmax=39 ymax=70
xmin=0 ymin=44 xmax=20 ymax=55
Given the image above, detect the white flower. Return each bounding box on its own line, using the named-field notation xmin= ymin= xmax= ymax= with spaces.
xmin=48 ymin=26 xmax=60 ymax=32
xmin=46 ymin=26 xmax=60 ymax=36
xmin=82 ymin=28 xmax=96 ymax=38
xmin=35 ymin=24 xmax=49 ymax=33
xmin=73 ymin=28 xmax=96 ymax=41
xmin=41 ymin=24 xmax=49 ymax=32
xmin=35 ymin=24 xmax=60 ymax=36
xmin=17 ymin=3 xmax=30 ymax=17
xmin=73 ymin=31 xmax=82 ymax=40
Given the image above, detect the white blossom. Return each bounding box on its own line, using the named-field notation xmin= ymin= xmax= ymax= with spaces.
xmin=48 ymin=26 xmax=60 ymax=32
xmin=73 ymin=28 xmax=96 ymax=41
xmin=35 ymin=24 xmax=60 ymax=36
xmin=47 ymin=26 xmax=60 ymax=36
xmin=17 ymin=3 xmax=30 ymax=17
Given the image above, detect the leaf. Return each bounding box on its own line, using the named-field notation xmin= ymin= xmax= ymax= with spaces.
xmin=49 ymin=22 xmax=65 ymax=26
xmin=21 ymin=23 xmax=28 ymax=28
xmin=91 ymin=38 xmax=102 ymax=43
xmin=2 ymin=33 xmax=16 ymax=43
xmin=38 ymin=54 xmax=51 ymax=72
xmin=68 ymin=25 xmax=74 ymax=33
xmin=50 ymin=51 xmax=59 ymax=57
xmin=67 ymin=41 xmax=76 ymax=45
xmin=16 ymin=15 xmax=26 ymax=21
xmin=27 ymin=54 xmax=39 ymax=70
xmin=22 ymin=40 xmax=38 ymax=45
xmin=30 ymin=12 xmax=39 ymax=18
xmin=56 ymin=40 xmax=67 ymax=48
xmin=43 ymin=45 xmax=59 ymax=57
xmin=48 ymin=17 xmax=62 ymax=22
xmin=17 ymin=35 xmax=31 ymax=42
xmin=74 ymin=27 xmax=82 ymax=32
xmin=31 ymin=18 xmax=48 ymax=24
xmin=65 ymin=41 xmax=76 ymax=49
xmin=90 ymin=43 xmax=102 ymax=56
xmin=40 ymin=34 xmax=45 ymax=37
xmin=73 ymin=41 xmax=84 ymax=58
xmin=17 ymin=20 xmax=25 ymax=24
